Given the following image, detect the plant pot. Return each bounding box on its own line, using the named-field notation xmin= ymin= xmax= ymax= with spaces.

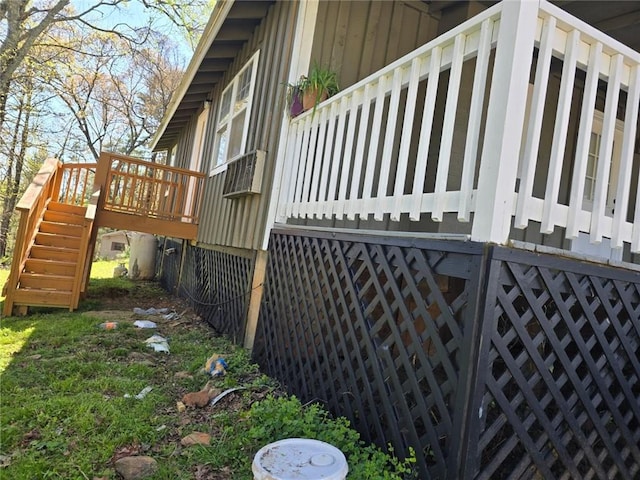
xmin=302 ymin=87 xmax=328 ymax=112
xmin=289 ymin=91 xmax=304 ymax=118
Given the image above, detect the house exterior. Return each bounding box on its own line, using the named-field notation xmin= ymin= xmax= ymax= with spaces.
xmin=151 ymin=1 xmax=640 ymax=478
xmin=97 ymin=230 xmax=128 ymax=260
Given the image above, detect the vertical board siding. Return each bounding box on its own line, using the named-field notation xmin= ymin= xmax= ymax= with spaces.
xmin=158 ymin=238 xmax=182 ymax=294
xmin=311 ymin=1 xmax=439 ymax=91
xmin=193 ymin=1 xmax=298 ymax=251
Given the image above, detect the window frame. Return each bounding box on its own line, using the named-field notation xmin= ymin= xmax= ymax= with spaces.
xmin=209 ymin=50 xmax=260 ymax=176
xmin=581 ymin=110 xmax=624 ymax=215
xmin=190 ymin=106 xmax=209 ymax=172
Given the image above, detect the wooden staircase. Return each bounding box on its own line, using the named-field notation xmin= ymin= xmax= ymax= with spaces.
xmin=11 ymin=202 xmax=86 ymax=310
xmin=3 ymin=153 xmax=204 ymax=316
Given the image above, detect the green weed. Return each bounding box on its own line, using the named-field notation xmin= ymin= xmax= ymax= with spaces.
xmin=1 ymin=266 xmax=416 ymax=479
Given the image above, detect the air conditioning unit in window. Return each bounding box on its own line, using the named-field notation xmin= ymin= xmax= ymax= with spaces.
xmin=222 ymin=150 xmax=266 ymax=198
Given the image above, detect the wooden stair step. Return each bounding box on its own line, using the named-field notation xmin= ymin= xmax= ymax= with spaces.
xmin=19 ymin=273 xmax=73 ymax=291
xmin=47 ymin=202 xmax=86 ymax=216
xmin=12 ymin=289 xmax=73 ymax=308
xmin=35 ymin=232 xmax=81 ymax=249
xmin=43 ymin=210 xmax=85 ymax=226
xmin=39 ymin=221 xmax=83 ymax=237
xmin=30 ymin=245 xmax=80 ymax=262
xmin=24 ymin=258 xmax=77 ymax=276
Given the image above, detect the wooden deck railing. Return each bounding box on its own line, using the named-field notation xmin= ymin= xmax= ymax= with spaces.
xmin=55 ymin=163 xmax=97 ymax=206
xmin=278 ymin=0 xmax=640 ymax=253
xmin=96 ymin=151 xmax=205 ymax=224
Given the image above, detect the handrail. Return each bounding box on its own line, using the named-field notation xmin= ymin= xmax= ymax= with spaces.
xmin=71 ymin=189 xmax=100 ymax=308
xmin=3 ymin=157 xmax=61 ymax=316
xmin=96 ymin=151 xmax=206 ymax=224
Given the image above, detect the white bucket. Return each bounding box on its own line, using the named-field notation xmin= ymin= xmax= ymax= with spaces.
xmin=252 ymin=438 xmax=348 ymax=480
xmin=128 ymin=233 xmax=157 ymax=280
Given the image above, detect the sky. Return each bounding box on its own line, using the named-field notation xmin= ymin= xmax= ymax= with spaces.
xmin=69 ymin=0 xmax=197 ymax=64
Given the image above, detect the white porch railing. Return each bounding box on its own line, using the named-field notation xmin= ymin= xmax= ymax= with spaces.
xmin=277 ymin=0 xmax=640 ymax=254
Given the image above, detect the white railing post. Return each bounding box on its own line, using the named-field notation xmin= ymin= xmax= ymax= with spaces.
xmin=471 ymin=0 xmax=538 ymax=244
xmin=262 ymin=0 xmax=319 ymax=249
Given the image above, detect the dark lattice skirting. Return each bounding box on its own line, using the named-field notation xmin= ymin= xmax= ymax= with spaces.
xmin=158 ymin=238 xmax=182 ymax=294
xmin=253 ymin=228 xmax=640 ymax=480
xmin=158 ymin=240 xmax=254 ymax=343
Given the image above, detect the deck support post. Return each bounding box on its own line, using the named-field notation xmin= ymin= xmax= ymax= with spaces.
xmin=243 ymin=249 xmax=269 ymax=350
xmin=471 ymin=0 xmax=538 ymax=244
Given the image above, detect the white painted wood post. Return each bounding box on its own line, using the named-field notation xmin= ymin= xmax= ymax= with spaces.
xmin=470 ymin=0 xmax=538 ymax=244
xmin=262 ymin=0 xmax=319 ymax=249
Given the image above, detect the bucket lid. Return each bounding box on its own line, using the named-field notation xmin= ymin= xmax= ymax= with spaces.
xmin=252 ymin=438 xmax=348 ymax=480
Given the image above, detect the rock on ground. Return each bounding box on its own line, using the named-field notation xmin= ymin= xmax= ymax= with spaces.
xmin=181 ymin=432 xmax=212 ymax=447
xmin=114 ymin=456 xmax=158 ymax=480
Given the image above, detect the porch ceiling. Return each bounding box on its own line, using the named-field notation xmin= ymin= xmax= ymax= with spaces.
xmin=553 ymin=1 xmax=640 ymax=52
xmin=428 ymin=1 xmax=640 ymax=52
xmin=152 ymin=0 xmax=274 ymax=151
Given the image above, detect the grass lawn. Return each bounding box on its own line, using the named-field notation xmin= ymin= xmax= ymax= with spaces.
xmin=0 ymin=260 xmax=415 ymax=479
xmin=0 ymin=267 xmax=9 ymax=304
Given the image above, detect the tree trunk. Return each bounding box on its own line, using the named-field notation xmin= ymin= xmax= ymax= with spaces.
xmin=0 ymin=89 xmax=31 ymax=259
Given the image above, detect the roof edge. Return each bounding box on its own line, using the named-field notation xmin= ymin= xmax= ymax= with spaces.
xmin=150 ymin=0 xmax=236 ymax=151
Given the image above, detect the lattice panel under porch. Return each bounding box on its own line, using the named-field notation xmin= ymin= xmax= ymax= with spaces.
xmin=179 ymin=244 xmax=253 ymax=343
xmin=475 ymin=250 xmax=640 ymax=480
xmin=254 ymin=229 xmax=484 ymax=479
xmin=158 ymin=238 xmax=182 ymax=294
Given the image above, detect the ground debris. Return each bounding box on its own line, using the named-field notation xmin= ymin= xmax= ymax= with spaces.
xmin=114 ymin=456 xmax=158 ymax=480
xmin=182 ymin=386 xmax=220 ymax=408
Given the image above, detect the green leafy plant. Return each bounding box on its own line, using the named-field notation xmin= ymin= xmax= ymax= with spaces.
xmin=302 ymin=63 xmax=339 ymax=111
xmin=245 ymin=395 xmax=417 ymax=479
xmin=285 ymin=63 xmax=339 ymax=117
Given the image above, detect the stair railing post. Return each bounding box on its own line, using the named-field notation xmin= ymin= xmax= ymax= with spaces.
xmin=471 ymin=0 xmax=538 ymax=245
xmin=50 ymin=159 xmax=63 ymax=203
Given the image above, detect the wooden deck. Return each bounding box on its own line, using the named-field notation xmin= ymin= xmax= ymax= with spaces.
xmin=2 ymin=153 xmax=204 ymax=316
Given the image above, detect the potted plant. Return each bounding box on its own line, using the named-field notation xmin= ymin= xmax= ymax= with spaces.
xmin=302 ymin=63 xmax=339 ymax=112
xmin=285 ymin=64 xmax=339 ymax=117
xmin=285 ymin=77 xmax=307 ymax=118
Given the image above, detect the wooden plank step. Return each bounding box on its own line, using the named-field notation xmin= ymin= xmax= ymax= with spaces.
xmin=43 ymin=210 xmax=85 ymax=226
xmin=12 ymin=289 xmax=72 ymax=308
xmin=48 ymin=202 xmax=86 ymax=216
xmin=39 ymin=221 xmax=83 ymax=237
xmin=19 ymin=273 xmax=73 ymax=291
xmin=24 ymin=259 xmax=76 ymax=276
xmin=35 ymin=232 xmax=81 ymax=249
xmin=30 ymin=245 xmax=79 ymax=263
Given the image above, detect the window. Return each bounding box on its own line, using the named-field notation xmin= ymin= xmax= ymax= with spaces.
xmin=571 ymin=110 xmax=625 ymax=261
xmin=111 ymin=242 xmax=125 ymax=252
xmin=210 ymin=51 xmax=260 ymax=175
xmin=581 ymin=111 xmax=623 ymax=215
xmin=583 ymin=131 xmax=601 ymax=202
